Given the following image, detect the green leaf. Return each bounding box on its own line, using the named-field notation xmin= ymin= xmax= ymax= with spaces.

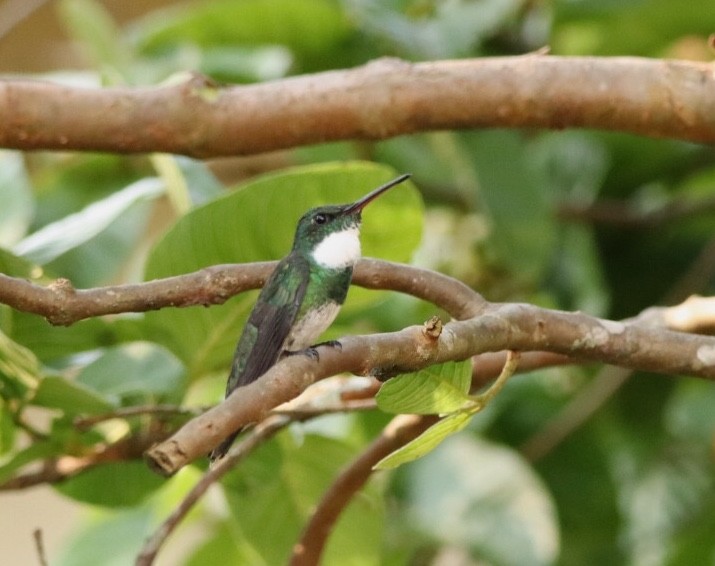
xmin=13 ymin=177 xmax=163 ymax=265
xmin=0 ymin=247 xmax=37 ymax=279
xmin=665 ymin=380 xmax=715 ymax=444
xmin=376 ymin=360 xmax=472 ymax=415
xmin=174 ymin=155 xmax=224 ymax=206
xmin=0 ymin=400 xmax=15 ymax=455
xmin=10 ymin=312 xmax=120 ymax=363
xmin=353 ymin=0 xmax=522 ymax=59
xmin=0 ymin=151 xmax=34 ymax=247
xmin=0 ymin=440 xmax=64 ymax=485
xmin=406 ymin=436 xmax=560 ymax=565
xmin=133 ymin=0 xmax=351 ymax=69
xmin=143 ymin=161 xmax=422 ymax=375
xmin=55 ymin=507 xmax=152 ymax=566
xmin=374 ymin=412 xmax=471 ymax=470
xmin=32 ymin=376 xmax=114 ymax=416
xmin=58 ymin=0 xmax=132 ymax=82
xmin=197 ymin=45 xmax=293 ymax=83
xmin=465 ymin=130 xmax=557 ymax=284
xmin=0 ymin=328 xmax=42 ymax=401
xmin=223 ymin=432 xmax=384 ymax=565
xmin=32 ymin=154 xmax=141 ymax=227
xmin=549 ymin=224 xmax=609 ymax=315
xmin=185 ymin=523 xmax=249 ymax=566
xmin=616 ymin=445 xmax=714 ymax=566
xmin=55 ymin=460 xmax=165 ymax=507
xmin=76 ymin=342 xmax=186 ymax=403
xmin=553 ymin=0 xmax=715 ymax=57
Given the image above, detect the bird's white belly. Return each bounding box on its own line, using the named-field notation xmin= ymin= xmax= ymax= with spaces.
xmin=283 ymin=301 xmax=341 ymax=351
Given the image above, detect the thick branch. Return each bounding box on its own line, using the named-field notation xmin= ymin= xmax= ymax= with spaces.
xmin=0 ymin=259 xmax=484 ymax=326
xmin=2 ymin=56 xmax=715 ymax=157
xmin=145 ymin=305 xmax=715 ymax=476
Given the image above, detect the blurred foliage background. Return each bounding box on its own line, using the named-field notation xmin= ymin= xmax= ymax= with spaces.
xmin=1 ymin=0 xmax=715 ymax=565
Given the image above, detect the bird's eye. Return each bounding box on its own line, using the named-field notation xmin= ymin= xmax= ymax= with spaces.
xmin=314 ymin=213 xmax=328 ymax=225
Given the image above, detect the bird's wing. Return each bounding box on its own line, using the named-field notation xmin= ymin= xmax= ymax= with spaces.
xmin=225 ymin=254 xmax=309 ymax=393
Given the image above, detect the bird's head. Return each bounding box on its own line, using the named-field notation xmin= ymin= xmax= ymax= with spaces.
xmin=292 ymin=174 xmax=411 ymax=269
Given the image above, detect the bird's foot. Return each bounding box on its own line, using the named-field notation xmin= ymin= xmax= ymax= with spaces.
xmin=282 ymin=340 xmax=342 ymax=362
xmin=312 ymin=339 xmax=342 ymax=350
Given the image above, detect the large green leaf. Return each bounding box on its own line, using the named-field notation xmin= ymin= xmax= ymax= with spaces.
xmin=32 ymin=154 xmax=141 ymax=228
xmin=406 ymin=436 xmax=560 ymax=565
xmin=376 ymin=360 xmax=472 ymax=415
xmin=614 ymin=441 xmax=714 ymax=566
xmin=58 ymin=0 xmax=133 ymax=81
xmin=55 ymin=460 xmax=165 ymax=507
xmin=665 ymin=380 xmax=715 ymax=444
xmin=185 ymin=523 xmax=250 ymax=566
xmin=375 ymin=412 xmax=472 ymax=471
xmin=56 ymin=507 xmax=153 ymax=566
xmin=465 ymin=131 xmax=557 ymax=285
xmin=223 ymin=432 xmax=384 ymax=565
xmin=143 ymin=162 xmax=423 ymax=375
xmin=13 ymin=177 xmax=163 ymax=266
xmin=0 ymin=399 xmax=15 ymax=455
xmin=352 ymin=0 xmax=522 ymax=59
xmin=0 ymin=151 xmax=34 ymax=247
xmin=0 ymin=439 xmax=65 ymax=485
xmin=133 ymin=0 xmax=351 ymax=69
xmin=9 ymin=312 xmax=120 ymax=363
xmin=32 ymin=376 xmax=114 ymax=416
xmin=0 ymin=247 xmax=37 ymax=279
xmin=0 ymin=328 xmax=42 ymax=402
xmin=76 ymin=342 xmax=186 ymax=404
xmin=553 ymin=0 xmax=715 ymax=57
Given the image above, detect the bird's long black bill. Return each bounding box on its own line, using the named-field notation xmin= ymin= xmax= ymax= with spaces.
xmin=343 ymin=173 xmax=411 ymax=214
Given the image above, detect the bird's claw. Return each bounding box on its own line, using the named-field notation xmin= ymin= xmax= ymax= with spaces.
xmin=282 ymin=340 xmax=342 ymax=363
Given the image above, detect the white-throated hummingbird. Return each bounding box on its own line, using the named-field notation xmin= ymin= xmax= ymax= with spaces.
xmin=210 ymin=173 xmax=411 ymax=461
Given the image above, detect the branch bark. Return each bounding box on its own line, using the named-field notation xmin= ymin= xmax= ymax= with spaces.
xmin=0 ymin=259 xmax=484 ymax=326
xmin=3 ymin=257 xmax=715 ymax=475
xmin=2 ymin=56 xmax=715 ymax=157
xmin=145 ymin=303 xmax=715 ymax=476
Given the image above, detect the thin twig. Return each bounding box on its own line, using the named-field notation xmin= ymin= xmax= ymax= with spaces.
xmin=135 ymin=387 xmax=386 ymax=565
xmin=0 ymin=429 xmax=166 ymax=491
xmin=74 ymin=404 xmax=204 ymax=430
xmin=558 ymin=193 xmax=715 ymax=228
xmin=290 ymin=351 xmax=522 ymax=564
xmin=520 ymin=234 xmax=715 ymax=461
xmin=135 ymin=414 xmax=290 ymax=566
xmin=290 ymin=414 xmax=438 ymax=566
xmin=33 ymin=528 xmax=48 ymax=566
xmin=520 ymin=365 xmax=631 ymax=462
xmin=273 ymin=398 xmax=377 ymax=419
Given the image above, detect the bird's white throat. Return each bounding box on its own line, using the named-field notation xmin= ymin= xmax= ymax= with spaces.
xmin=311 ymin=227 xmax=361 ymax=269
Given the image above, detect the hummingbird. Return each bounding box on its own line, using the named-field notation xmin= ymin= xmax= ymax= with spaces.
xmin=210 ymin=173 xmax=411 ymax=461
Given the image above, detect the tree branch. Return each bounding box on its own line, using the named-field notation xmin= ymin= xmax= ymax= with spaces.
xmin=2 ymin=56 xmax=715 ymax=157
xmin=135 ymin=415 xmax=290 ymax=566
xmin=0 ymin=259 xmax=484 ymax=326
xmin=136 ymin=394 xmax=382 ymax=566
xmin=145 ymin=303 xmax=715 ymax=476
xmin=290 ymin=414 xmax=439 ymax=566
xmin=0 ymin=428 xmax=164 ymax=490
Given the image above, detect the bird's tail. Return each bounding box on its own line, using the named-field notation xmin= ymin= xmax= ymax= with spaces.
xmin=208 ymin=430 xmax=241 ymax=465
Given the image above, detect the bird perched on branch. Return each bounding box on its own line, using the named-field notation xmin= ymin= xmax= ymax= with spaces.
xmin=210 ymin=173 xmax=411 ymax=462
